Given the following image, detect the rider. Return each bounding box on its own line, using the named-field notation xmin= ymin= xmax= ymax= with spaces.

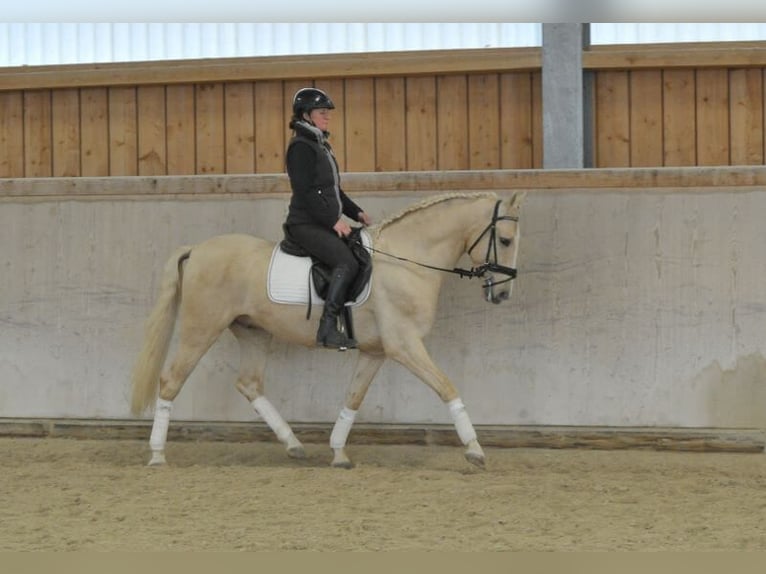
xmin=283 ymin=87 xmax=373 ymax=351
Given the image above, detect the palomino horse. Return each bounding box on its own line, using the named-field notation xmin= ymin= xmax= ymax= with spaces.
xmin=130 ymin=191 xmax=524 ymax=468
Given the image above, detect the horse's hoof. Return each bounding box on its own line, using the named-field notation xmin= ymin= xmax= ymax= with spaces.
xmin=464 ymin=440 xmax=486 ymax=469
xmin=331 ymin=449 xmax=355 ymax=469
xmin=287 ymin=445 xmax=307 ymax=459
xmin=147 ymin=452 xmax=167 ymax=467
xmin=465 ymin=451 xmax=486 ymax=469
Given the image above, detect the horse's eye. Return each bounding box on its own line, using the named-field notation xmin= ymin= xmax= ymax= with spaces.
xmin=500 ymin=237 xmax=512 ymax=247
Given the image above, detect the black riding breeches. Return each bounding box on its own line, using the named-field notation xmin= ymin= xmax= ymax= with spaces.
xmin=285 ymin=223 xmax=360 ymax=277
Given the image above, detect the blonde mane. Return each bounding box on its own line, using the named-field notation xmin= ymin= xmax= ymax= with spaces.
xmin=371 ymin=191 xmax=498 ymax=239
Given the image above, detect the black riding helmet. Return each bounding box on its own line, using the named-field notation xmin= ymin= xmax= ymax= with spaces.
xmin=292 ymin=87 xmax=335 ymax=119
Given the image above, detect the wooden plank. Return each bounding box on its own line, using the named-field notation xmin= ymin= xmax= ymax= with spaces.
xmin=108 ymin=87 xmax=137 ymax=176
xmin=436 ymin=74 xmax=469 ymax=170
xmin=344 ymin=77 xmax=376 ymax=172
xmin=500 ymin=72 xmax=533 ymax=169
xmin=195 ymin=82 xmax=226 ymax=174
xmin=374 ymin=76 xmax=406 ymax=171
xmin=595 ymin=71 xmax=630 ymax=167
xmin=253 ymin=80 xmax=285 ymax=174
xmin=22 ymin=90 xmax=53 ymax=177
xmin=531 ymin=71 xmax=543 ymax=168
xmin=696 ymin=69 xmax=730 ymax=166
xmin=0 ymin=48 xmax=542 ymax=91
xmin=729 ymin=68 xmax=764 ymax=165
xmin=136 ymin=85 xmax=167 ymax=175
xmin=51 ymin=89 xmax=81 ymax=177
xmin=585 ymin=43 xmax=766 ymax=71
xmin=318 ymin=79 xmax=346 ymax=172
xmin=468 ymin=74 xmax=500 ymax=169
xmin=1 ymin=418 xmax=762 ymax=454
xmin=663 ymin=70 xmax=697 ymax=166
xmin=629 ymin=70 xmax=664 ymax=167
xmin=405 ymin=76 xmax=437 ymax=171
xmin=9 ymin=44 xmax=766 ymax=93
xmin=6 ymin=167 xmax=766 ymax=199
xmin=0 ymin=91 xmax=24 ymax=178
xmin=224 ymin=82 xmax=255 ymax=174
xmin=166 ymin=84 xmax=196 ymax=176
xmin=80 ymin=87 xmax=109 ymax=176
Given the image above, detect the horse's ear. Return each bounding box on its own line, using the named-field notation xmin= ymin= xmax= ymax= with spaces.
xmin=509 ymin=191 xmax=527 ymax=208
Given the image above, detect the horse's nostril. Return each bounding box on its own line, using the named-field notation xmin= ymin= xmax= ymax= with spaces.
xmin=493 ymin=291 xmax=509 ymax=304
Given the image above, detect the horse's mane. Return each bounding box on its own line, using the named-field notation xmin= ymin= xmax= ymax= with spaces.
xmin=371 ymin=191 xmax=498 ymax=238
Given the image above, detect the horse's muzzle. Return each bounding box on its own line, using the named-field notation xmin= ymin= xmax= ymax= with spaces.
xmin=483 ymin=276 xmax=511 ymax=304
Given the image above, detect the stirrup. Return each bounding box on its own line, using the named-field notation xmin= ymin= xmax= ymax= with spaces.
xmin=317 ymin=329 xmax=357 ymax=351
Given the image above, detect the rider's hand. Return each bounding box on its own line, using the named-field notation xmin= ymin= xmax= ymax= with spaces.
xmin=333 ymin=219 xmax=353 ymax=237
xmin=358 ymin=211 xmax=373 ymax=226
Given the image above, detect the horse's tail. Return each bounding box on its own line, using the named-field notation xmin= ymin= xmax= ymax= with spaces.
xmin=130 ymin=245 xmax=193 ymax=416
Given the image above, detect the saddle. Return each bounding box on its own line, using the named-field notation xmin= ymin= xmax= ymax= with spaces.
xmin=268 ymin=227 xmax=373 ymax=338
xmin=279 ymin=225 xmax=372 ymax=304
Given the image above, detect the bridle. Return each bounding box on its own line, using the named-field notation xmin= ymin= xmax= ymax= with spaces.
xmin=358 ymin=200 xmax=518 ymax=298
xmin=465 ymin=200 xmax=519 ymax=302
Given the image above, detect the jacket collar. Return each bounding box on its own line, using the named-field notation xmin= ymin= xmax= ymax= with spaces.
xmin=293 ymin=120 xmax=330 ymax=144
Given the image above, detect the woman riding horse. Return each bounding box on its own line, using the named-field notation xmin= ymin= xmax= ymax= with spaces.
xmin=283 ymin=87 xmax=373 ymax=351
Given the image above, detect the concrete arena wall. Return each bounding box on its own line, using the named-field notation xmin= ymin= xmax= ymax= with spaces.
xmin=1 ymin=171 xmax=766 ymax=430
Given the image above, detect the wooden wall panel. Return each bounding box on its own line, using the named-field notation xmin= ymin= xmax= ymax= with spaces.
xmin=437 ymin=75 xmax=469 ymax=170
xmin=196 ymin=83 xmax=225 ymax=174
xmin=405 ymin=76 xmax=437 ymax=171
xmin=531 ymin=72 xmax=543 ymax=168
xmin=374 ymin=77 xmax=406 ymax=171
xmin=663 ymin=70 xmax=697 ymax=166
xmin=254 ymin=81 xmax=285 ymax=174
xmin=696 ymin=69 xmax=730 ymax=166
xmin=108 ymin=87 xmax=137 ymax=176
xmin=344 ymin=78 xmax=375 ymax=172
xmin=318 ymin=79 xmax=346 ymax=172
xmin=22 ymin=91 xmax=52 ymax=177
xmin=137 ymin=86 xmax=166 ymax=176
xmin=500 ymin=72 xmax=533 ymax=169
xmin=468 ymin=74 xmax=500 ymax=170
xmin=596 ymin=71 xmax=630 ymax=167
xmin=166 ymin=85 xmax=195 ymax=176
xmin=224 ymin=82 xmax=255 ymax=174
xmin=629 ymin=71 xmax=664 ymax=167
xmin=0 ymin=91 xmax=24 ymax=178
xmin=729 ymin=68 xmax=764 ymax=165
xmin=51 ymin=89 xmax=81 ymax=177
xmin=4 ymin=46 xmax=766 ymax=178
xmin=80 ymin=88 xmax=109 ymax=176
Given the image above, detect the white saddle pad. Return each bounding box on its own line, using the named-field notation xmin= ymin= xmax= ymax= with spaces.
xmin=267 ymin=229 xmax=372 ymax=307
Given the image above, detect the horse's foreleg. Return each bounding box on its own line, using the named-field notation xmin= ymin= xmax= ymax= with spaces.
xmin=387 ymin=338 xmax=485 ymax=469
xmin=330 ymin=352 xmax=385 ymax=469
xmin=230 ymin=324 xmax=305 ymax=459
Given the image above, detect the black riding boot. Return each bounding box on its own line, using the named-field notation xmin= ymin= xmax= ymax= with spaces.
xmin=316 ymin=265 xmax=358 ymax=350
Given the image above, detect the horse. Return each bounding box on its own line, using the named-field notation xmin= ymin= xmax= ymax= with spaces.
xmin=130 ymin=191 xmax=525 ymax=469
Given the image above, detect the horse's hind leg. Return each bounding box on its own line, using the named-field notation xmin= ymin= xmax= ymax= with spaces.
xmin=229 ymin=323 xmax=305 ymax=460
xmin=148 ymin=320 xmax=226 ymax=466
xmin=330 ymin=352 xmax=385 ymax=469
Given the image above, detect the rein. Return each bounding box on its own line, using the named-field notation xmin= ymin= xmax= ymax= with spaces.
xmin=357 ymin=200 xmax=518 ymax=286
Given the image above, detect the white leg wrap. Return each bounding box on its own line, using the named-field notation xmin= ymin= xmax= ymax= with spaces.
xmin=252 ymin=397 xmax=293 ymax=444
xmin=448 ymin=398 xmax=477 ymax=445
xmin=330 ymin=407 xmax=357 ymax=449
xmin=150 ymin=398 xmax=173 ymax=452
